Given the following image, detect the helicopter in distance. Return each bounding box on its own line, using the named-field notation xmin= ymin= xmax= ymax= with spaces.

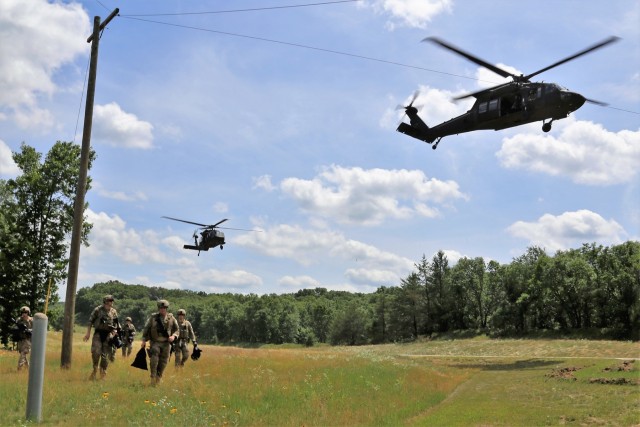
xmin=397 ymin=36 xmax=619 ymax=150
xmin=162 ymin=216 xmax=260 ymax=256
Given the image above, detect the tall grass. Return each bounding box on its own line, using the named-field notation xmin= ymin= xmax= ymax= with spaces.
xmin=0 ymin=331 xmax=637 ymax=426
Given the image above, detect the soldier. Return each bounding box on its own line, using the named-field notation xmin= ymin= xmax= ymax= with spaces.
xmin=175 ymin=309 xmax=198 ymax=368
xmin=121 ymin=317 xmax=136 ymax=357
xmin=15 ymin=306 xmax=33 ymax=371
xmin=141 ymin=300 xmax=178 ymax=386
xmin=83 ymin=295 xmax=121 ymax=381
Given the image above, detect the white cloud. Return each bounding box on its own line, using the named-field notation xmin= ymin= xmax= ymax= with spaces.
xmin=0 ymin=140 xmax=19 ymax=175
xmin=234 ymin=223 xmax=414 ymax=273
xmin=497 ymin=118 xmax=640 ymax=185
xmin=279 ymin=275 xmax=320 ymax=289
xmin=95 ymin=183 xmax=148 ymax=202
xmin=368 ymin=0 xmax=453 ymax=29
xmin=507 ymin=209 xmax=626 ymax=252
xmin=344 ymin=268 xmax=399 ymax=285
xmin=83 ymin=209 xmax=184 ymax=265
xmin=253 ymin=174 xmax=276 ymax=192
xmin=277 ymin=165 xmax=468 ymax=225
xmin=213 ymin=202 xmax=228 ymax=213
xmin=93 ymin=102 xmax=154 ymax=149
xmin=384 ymin=85 xmax=474 ymax=130
xmin=476 ymin=63 xmax=522 ymax=89
xmin=164 ymin=267 xmax=263 ymax=292
xmin=0 ymin=0 xmax=89 ymax=129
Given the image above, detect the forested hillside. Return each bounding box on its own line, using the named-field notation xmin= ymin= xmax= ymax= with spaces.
xmin=75 ymin=242 xmax=640 ymax=344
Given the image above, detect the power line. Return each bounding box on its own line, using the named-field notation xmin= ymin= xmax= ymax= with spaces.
xmin=119 ymin=15 xmax=638 ymax=115
xmin=122 ymin=0 xmax=362 ymax=17
xmin=120 ymin=16 xmax=486 ymax=85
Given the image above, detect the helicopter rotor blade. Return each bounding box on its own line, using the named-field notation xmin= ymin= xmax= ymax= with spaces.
xmin=451 ymin=82 xmax=512 ymax=101
xmin=523 ymin=36 xmax=619 ymax=81
xmin=208 ymin=218 xmax=229 ymax=229
xmin=423 ymin=36 xmax=516 ymax=80
xmin=162 ymin=216 xmax=209 ymax=227
xmin=585 ymin=98 xmax=608 ymax=107
xmin=217 ymin=226 xmax=263 ymax=232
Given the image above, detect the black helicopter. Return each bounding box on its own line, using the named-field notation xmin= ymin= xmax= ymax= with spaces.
xmin=162 ymin=216 xmax=258 ymax=256
xmin=397 ymin=36 xmax=619 ymax=150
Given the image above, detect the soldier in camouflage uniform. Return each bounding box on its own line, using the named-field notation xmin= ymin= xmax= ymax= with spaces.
xmin=121 ymin=317 xmax=136 ymax=357
xmin=141 ymin=300 xmax=178 ymax=386
xmin=175 ymin=309 xmax=197 ymax=368
xmin=15 ymin=306 xmax=33 ymax=371
xmin=83 ymin=295 xmax=120 ymax=381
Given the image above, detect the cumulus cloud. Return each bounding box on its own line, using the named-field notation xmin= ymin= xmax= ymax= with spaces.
xmin=164 ymin=267 xmax=263 ymax=293
xmin=253 ymin=174 xmax=276 ymax=192
xmin=233 ymin=224 xmax=414 ymax=286
xmin=275 ymin=165 xmax=467 ymax=226
xmin=344 ymin=268 xmax=399 ymax=285
xmin=93 ymin=102 xmax=154 ymax=149
xmin=279 ymin=275 xmax=321 ymax=289
xmin=383 ymin=85 xmax=474 ymax=130
xmin=0 ymin=140 xmax=19 ymax=175
xmin=497 ymin=118 xmax=640 ymax=185
xmin=507 ymin=209 xmax=627 ymax=252
xmin=83 ymin=209 xmax=186 ymax=265
xmin=0 ymin=0 xmax=89 ymax=129
xmin=367 ymin=0 xmax=453 ymax=29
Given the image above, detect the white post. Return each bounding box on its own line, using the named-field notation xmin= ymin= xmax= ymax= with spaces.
xmin=26 ymin=312 xmax=48 ymax=423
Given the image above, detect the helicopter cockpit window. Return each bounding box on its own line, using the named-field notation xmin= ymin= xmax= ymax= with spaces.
xmin=488 ymin=99 xmax=498 ymax=111
xmin=478 ymin=101 xmax=488 ymax=114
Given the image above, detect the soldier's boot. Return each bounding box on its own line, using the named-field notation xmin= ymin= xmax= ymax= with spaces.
xmin=150 ymin=376 xmax=157 ymax=387
xmin=89 ymin=368 xmax=97 ymax=381
xmin=155 ymin=376 xmax=162 ymax=386
xmin=100 ymin=368 xmax=107 ymax=380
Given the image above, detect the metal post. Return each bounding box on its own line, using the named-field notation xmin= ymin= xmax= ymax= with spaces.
xmin=26 ymin=313 xmax=48 ymax=423
xmin=61 ymin=8 xmax=118 ymax=369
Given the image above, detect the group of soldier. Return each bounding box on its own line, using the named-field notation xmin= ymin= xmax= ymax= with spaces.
xmin=14 ymin=295 xmax=199 ymax=387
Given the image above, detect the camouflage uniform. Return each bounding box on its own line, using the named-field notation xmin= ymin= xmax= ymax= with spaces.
xmin=15 ymin=307 xmax=33 ymax=371
xmin=121 ymin=318 xmax=136 ymax=357
xmin=141 ymin=300 xmax=178 ymax=386
xmin=175 ymin=309 xmax=197 ymax=367
xmin=85 ymin=295 xmax=120 ymax=380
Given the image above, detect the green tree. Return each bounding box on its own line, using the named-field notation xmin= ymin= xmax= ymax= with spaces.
xmin=0 ymin=142 xmax=94 ymax=345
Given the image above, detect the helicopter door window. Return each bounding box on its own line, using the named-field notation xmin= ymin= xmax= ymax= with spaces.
xmin=537 ymin=87 xmax=542 ymax=98
xmin=478 ymin=101 xmax=488 ymax=114
xmin=488 ymin=99 xmax=498 ymax=111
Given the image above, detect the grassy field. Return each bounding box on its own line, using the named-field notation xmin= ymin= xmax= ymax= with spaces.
xmin=1 ymin=332 xmax=638 ymax=426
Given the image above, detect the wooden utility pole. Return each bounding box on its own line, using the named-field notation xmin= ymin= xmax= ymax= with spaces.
xmin=61 ymin=8 xmax=118 ymax=369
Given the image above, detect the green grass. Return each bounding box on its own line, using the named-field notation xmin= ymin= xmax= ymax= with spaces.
xmin=1 ymin=331 xmax=638 ymax=426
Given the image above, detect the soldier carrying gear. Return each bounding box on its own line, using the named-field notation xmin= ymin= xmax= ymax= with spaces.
xmin=83 ymin=295 xmax=120 ymax=381
xmin=121 ymin=316 xmax=136 ymax=357
xmin=15 ymin=306 xmax=33 ymax=371
xmin=141 ymin=299 xmax=179 ymax=386
xmin=174 ymin=309 xmax=198 ymax=368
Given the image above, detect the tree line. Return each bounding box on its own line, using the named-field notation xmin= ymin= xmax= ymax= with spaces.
xmin=73 ymin=241 xmax=639 ymax=345
xmin=1 ymin=142 xmax=638 ymax=346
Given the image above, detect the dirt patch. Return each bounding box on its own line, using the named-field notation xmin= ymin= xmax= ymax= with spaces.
xmin=588 ymin=377 xmax=639 ymax=385
xmin=546 ymin=366 xmax=580 ymax=381
xmin=602 ymin=359 xmax=635 ymax=372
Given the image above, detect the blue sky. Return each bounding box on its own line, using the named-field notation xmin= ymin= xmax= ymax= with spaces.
xmin=1 ymin=0 xmax=638 ymax=299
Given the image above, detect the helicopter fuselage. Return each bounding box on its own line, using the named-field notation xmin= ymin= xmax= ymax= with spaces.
xmin=397 ymin=82 xmax=586 ymax=147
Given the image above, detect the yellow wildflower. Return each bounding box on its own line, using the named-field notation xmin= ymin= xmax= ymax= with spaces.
xmin=170 ymin=408 xmax=178 ymax=414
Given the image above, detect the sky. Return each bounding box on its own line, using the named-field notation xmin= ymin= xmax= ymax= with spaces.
xmin=1 ymin=0 xmax=638 ymax=299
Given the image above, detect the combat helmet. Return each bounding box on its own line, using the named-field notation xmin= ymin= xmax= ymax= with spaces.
xmin=125 ymin=317 xmax=132 ymax=322
xmin=20 ymin=306 xmax=31 ymax=314
xmin=103 ymin=294 xmax=114 ymax=303
xmin=177 ymin=309 xmax=186 ymax=316
xmin=157 ymin=299 xmax=170 ymax=309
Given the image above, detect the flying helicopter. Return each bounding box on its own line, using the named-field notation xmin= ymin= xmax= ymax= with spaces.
xmin=162 ymin=216 xmax=259 ymax=256
xmin=397 ymin=36 xmax=619 ymax=150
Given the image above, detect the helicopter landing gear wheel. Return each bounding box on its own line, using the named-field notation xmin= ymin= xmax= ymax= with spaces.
xmin=432 ymin=137 xmax=442 ymax=150
xmin=220 ymin=245 xmax=223 ymax=250
xmin=542 ymin=120 xmax=553 ymax=133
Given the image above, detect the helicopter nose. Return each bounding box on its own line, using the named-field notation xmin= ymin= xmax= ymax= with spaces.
xmin=561 ymin=91 xmax=586 ymax=111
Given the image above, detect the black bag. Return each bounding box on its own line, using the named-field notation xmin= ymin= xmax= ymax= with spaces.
xmin=131 ymin=347 xmax=148 ymax=370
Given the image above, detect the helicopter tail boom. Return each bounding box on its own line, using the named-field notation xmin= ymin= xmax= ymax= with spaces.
xmin=396 ymin=106 xmax=436 ymax=144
